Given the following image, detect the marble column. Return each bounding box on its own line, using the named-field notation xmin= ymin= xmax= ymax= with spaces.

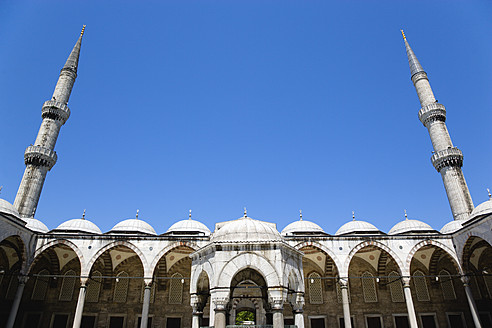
xmin=402 ymin=277 xmax=418 ymax=328
xmin=272 ymin=309 xmax=284 ymax=328
xmin=462 ymin=276 xmax=482 ymax=328
xmin=5 ymin=275 xmax=27 ymax=328
xmin=291 ymin=293 xmax=305 ymax=328
xmin=192 ymin=310 xmax=203 ymax=328
xmin=339 ymin=279 xmax=352 ymax=328
xmin=72 ymin=278 xmax=88 ymax=328
xmin=140 ymin=280 xmax=152 ymax=328
xmin=214 ymin=299 xmax=228 ymax=328
xmin=293 ymin=309 xmax=304 ymax=328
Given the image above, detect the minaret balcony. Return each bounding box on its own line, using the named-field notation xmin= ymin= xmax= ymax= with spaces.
xmin=24 ymin=145 xmax=57 ymax=169
xmin=431 ymin=147 xmax=463 ymax=172
xmin=42 ymin=100 xmax=70 ymax=124
xmin=419 ymin=103 xmax=446 ymax=127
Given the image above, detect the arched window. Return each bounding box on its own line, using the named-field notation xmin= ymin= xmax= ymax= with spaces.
xmin=59 ymin=270 xmax=76 ymax=301
xmin=32 ymin=269 xmax=49 ymax=300
xmin=413 ymin=270 xmax=430 ymax=301
xmin=469 ymin=275 xmax=481 ymax=300
xmin=169 ymin=273 xmax=183 ymax=304
xmin=308 ymin=272 xmax=323 ymax=304
xmin=388 ymin=271 xmax=404 ymax=303
xmin=361 ymin=272 xmax=377 ymax=302
xmin=114 ymin=272 xmax=129 ymax=303
xmin=6 ymin=270 xmax=19 ymax=300
xmin=336 ymin=280 xmax=351 ymax=303
xmin=140 ymin=281 xmax=156 ymax=303
xmin=86 ymin=270 xmax=102 ymax=303
xmin=439 ymin=270 xmax=456 ymax=300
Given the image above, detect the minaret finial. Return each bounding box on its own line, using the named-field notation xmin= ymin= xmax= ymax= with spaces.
xmin=400 ymin=29 xmax=406 ymax=40
xmin=487 ymin=188 xmax=491 ymax=199
xmin=81 ymin=25 xmax=86 ymax=36
xmin=401 ymin=30 xmax=425 ymax=78
xmin=136 ymin=209 xmax=139 ymax=219
xmin=404 ymin=209 xmax=408 ymax=220
xmin=352 ymin=211 xmax=355 ymax=221
xmin=299 ymin=210 xmax=303 ymax=221
xmin=82 ymin=209 xmax=86 ymax=219
xmin=31 ymin=208 xmax=36 ymax=218
xmin=189 ymin=209 xmax=192 ymax=220
xmin=244 ymin=207 xmax=247 ymax=217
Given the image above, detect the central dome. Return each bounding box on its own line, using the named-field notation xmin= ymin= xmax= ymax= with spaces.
xmin=212 ymin=216 xmax=282 ymax=242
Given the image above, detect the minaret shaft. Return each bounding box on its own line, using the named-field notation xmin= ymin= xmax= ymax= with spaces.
xmin=404 ymin=33 xmax=473 ymax=220
xmin=14 ymin=28 xmax=84 ymax=217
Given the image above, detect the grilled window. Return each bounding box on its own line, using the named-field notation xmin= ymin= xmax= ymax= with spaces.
xmin=86 ymin=271 xmax=102 ymax=303
xmin=413 ymin=270 xmax=430 ymax=301
xmin=113 ymin=272 xmax=129 ymax=303
xmin=169 ymin=273 xmax=183 ymax=304
xmin=439 ymin=270 xmax=456 ymax=300
xmin=32 ymin=269 xmax=49 ymax=300
xmin=59 ymin=270 xmax=76 ymax=301
xmin=308 ymin=272 xmax=323 ymax=304
xmin=388 ymin=271 xmax=404 ymax=303
xmin=361 ymin=271 xmax=378 ymax=302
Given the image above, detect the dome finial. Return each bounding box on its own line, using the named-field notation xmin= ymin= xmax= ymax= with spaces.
xmin=82 ymin=209 xmax=86 ymax=220
xmin=400 ymin=29 xmax=406 ymax=40
xmin=299 ymin=210 xmax=303 ymax=221
xmin=189 ymin=209 xmax=192 ymax=220
xmin=244 ymin=207 xmax=247 ymax=217
xmin=136 ymin=209 xmax=139 ymax=219
xmin=487 ymin=188 xmax=491 ymax=199
xmin=352 ymin=211 xmax=355 ymax=221
xmin=404 ymin=209 xmax=408 ymax=220
xmin=81 ymin=25 xmax=86 ymax=36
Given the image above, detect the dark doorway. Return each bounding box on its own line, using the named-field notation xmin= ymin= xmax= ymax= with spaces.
xmin=366 ymin=316 xmax=382 ymax=328
xmin=23 ymin=313 xmax=42 ymax=328
xmin=52 ymin=315 xmax=69 ymax=328
xmin=167 ymin=317 xmax=181 ymax=328
xmin=109 ymin=316 xmax=124 ymax=328
xmin=310 ymin=318 xmax=325 ymax=328
xmin=420 ymin=315 xmax=437 ymax=328
xmin=447 ymin=314 xmax=464 ymax=328
xmin=284 ymin=318 xmax=295 ymax=325
xmin=81 ymin=316 xmax=96 ymax=328
xmin=338 ymin=317 xmax=354 ymax=328
xmin=137 ymin=317 xmax=152 ymax=327
xmin=394 ymin=315 xmax=410 ymax=328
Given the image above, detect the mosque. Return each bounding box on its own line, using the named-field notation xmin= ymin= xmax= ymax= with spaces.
xmin=0 ymin=27 xmax=491 ymax=328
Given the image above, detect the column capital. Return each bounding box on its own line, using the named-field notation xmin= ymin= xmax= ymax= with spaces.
xmin=338 ymin=278 xmax=349 ymax=288
xmin=402 ymin=277 xmax=411 ymax=287
xmin=80 ymin=277 xmax=89 ymax=287
xmin=460 ymin=275 xmax=469 ymax=285
xmin=143 ymin=278 xmax=153 ymax=287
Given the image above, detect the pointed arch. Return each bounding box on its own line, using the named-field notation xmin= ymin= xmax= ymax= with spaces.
xmin=405 ymin=240 xmax=462 ymax=276
xmin=294 ymin=241 xmax=342 ymax=275
xmin=150 ymin=241 xmax=199 ymax=277
xmin=30 ymin=239 xmax=84 ymax=274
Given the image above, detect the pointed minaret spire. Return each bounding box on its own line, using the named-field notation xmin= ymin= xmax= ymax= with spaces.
xmin=402 ymin=31 xmax=474 ymax=220
xmin=14 ymin=27 xmax=86 ymax=217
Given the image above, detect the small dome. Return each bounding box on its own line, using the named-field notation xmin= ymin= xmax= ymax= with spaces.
xmin=111 ymin=219 xmax=157 ymax=235
xmin=469 ymin=199 xmax=492 ymax=220
xmin=26 ymin=218 xmax=49 ymax=233
xmin=440 ymin=220 xmax=464 ymax=234
xmin=0 ymin=199 xmax=20 ymax=218
xmin=282 ymin=220 xmax=324 ymax=236
xmin=212 ymin=216 xmax=282 ymax=242
xmin=335 ymin=219 xmax=380 ymax=236
xmin=389 ymin=219 xmax=434 ymax=235
xmin=55 ymin=218 xmax=102 ymax=234
xmin=167 ymin=219 xmax=210 ymax=236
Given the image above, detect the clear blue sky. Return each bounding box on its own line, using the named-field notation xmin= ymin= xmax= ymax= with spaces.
xmin=0 ymin=1 xmax=491 ymax=234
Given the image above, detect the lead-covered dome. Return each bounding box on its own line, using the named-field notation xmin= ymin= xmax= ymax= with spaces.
xmin=167 ymin=219 xmax=210 ymax=236
xmin=389 ymin=219 xmax=434 ymax=235
xmin=212 ymin=216 xmax=282 ymax=242
xmin=468 ymin=199 xmax=492 ymax=221
xmin=440 ymin=220 xmax=464 ymax=234
xmin=335 ymin=219 xmax=380 ymax=236
xmin=282 ymin=219 xmax=325 ymax=236
xmin=26 ymin=218 xmax=49 ymax=233
xmin=0 ymin=199 xmax=20 ymax=218
xmin=111 ymin=218 xmax=157 ymax=235
xmin=55 ymin=218 xmax=102 ymax=234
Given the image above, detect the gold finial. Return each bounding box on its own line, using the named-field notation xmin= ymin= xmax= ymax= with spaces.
xmin=299 ymin=210 xmax=303 ymax=221
xmin=488 ymin=188 xmax=491 ymax=199
xmin=352 ymin=211 xmax=355 ymax=221
xmin=81 ymin=25 xmax=86 ymax=36
xmin=244 ymin=207 xmax=247 ymax=217
xmin=404 ymin=209 xmax=408 ymax=220
xmin=189 ymin=209 xmax=192 ymax=220
xmin=136 ymin=209 xmax=139 ymax=219
xmin=82 ymin=209 xmax=86 ymax=219
xmin=400 ymin=29 xmax=406 ymax=40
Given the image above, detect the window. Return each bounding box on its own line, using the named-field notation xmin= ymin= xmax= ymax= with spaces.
xmin=32 ymin=269 xmax=49 ymax=300
xmin=308 ymin=272 xmax=323 ymax=304
xmin=365 ymin=315 xmax=383 ymax=328
xmin=59 ymin=270 xmax=76 ymax=301
xmin=361 ymin=272 xmax=377 ymax=303
xmin=51 ymin=314 xmax=69 ymax=328
xmin=22 ymin=313 xmax=42 ymax=328
xmin=166 ymin=317 xmax=181 ymax=328
xmin=86 ymin=271 xmax=102 ymax=303
xmin=310 ymin=318 xmax=325 ymax=328
xmin=446 ymin=313 xmax=465 ymax=328
xmin=140 ymin=281 xmax=156 ymax=303
xmin=388 ymin=271 xmax=404 ymax=303
xmin=439 ymin=270 xmax=456 ymax=300
xmin=6 ymin=270 xmax=20 ymax=300
xmin=136 ymin=316 xmax=152 ymax=328
xmin=114 ymin=272 xmax=129 ymax=303
xmin=470 ymin=275 xmax=481 ymax=300
xmin=393 ymin=315 xmax=410 ymax=328
xmin=336 ymin=280 xmax=351 ymax=303
xmin=413 ymin=270 xmax=430 ymax=301
xmin=169 ymin=273 xmax=183 ymax=304
xmin=419 ymin=314 xmax=437 ymax=328
xmin=338 ymin=317 xmax=354 ymax=328
xmin=108 ymin=316 xmax=125 ymax=328
xmin=81 ymin=315 xmax=97 ymax=328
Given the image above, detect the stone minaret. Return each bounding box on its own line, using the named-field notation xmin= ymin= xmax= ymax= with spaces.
xmin=14 ymin=26 xmax=85 ymax=217
xmin=402 ymin=31 xmax=474 ymax=220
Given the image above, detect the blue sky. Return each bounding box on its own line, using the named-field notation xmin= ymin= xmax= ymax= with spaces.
xmin=0 ymin=1 xmax=491 ymax=234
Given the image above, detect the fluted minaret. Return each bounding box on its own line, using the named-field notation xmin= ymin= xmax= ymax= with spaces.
xmin=14 ymin=26 xmax=85 ymax=217
xmin=402 ymin=30 xmax=474 ymax=220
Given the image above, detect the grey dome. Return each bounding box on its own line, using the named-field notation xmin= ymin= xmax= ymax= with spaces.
xmin=0 ymin=199 xmax=20 ymax=218
xmin=440 ymin=220 xmax=464 ymax=234
xmin=212 ymin=216 xmax=282 ymax=242
xmin=335 ymin=220 xmax=380 ymax=236
xmin=469 ymin=199 xmax=492 ymax=220
xmin=56 ymin=218 xmax=102 ymax=234
xmin=26 ymin=218 xmax=49 ymax=233
xmin=167 ymin=219 xmax=210 ymax=236
xmin=389 ymin=219 xmax=434 ymax=235
xmin=111 ymin=219 xmax=157 ymax=235
xmin=282 ymin=219 xmax=324 ymax=236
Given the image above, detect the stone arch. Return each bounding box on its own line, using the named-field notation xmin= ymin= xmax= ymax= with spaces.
xmin=29 ymin=239 xmax=84 ymax=274
xmin=190 ymin=261 xmax=214 ymax=294
xmin=343 ymin=240 xmax=405 ymax=277
xmin=0 ymin=235 xmax=27 ymax=273
xmin=85 ymin=240 xmax=148 ymax=277
xmin=405 ymin=240 xmax=462 ymax=276
xmin=294 ymin=241 xmax=343 ymax=275
xmin=461 ymin=235 xmax=492 ymax=272
xmin=150 ymin=241 xmax=199 ymax=277
xmin=215 ymin=252 xmax=280 ymax=288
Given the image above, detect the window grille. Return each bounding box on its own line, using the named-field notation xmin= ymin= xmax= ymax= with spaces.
xmin=169 ymin=273 xmax=183 ymax=304
xmin=86 ymin=271 xmax=102 ymax=303
xmin=114 ymin=272 xmax=129 ymax=303
xmin=484 ymin=271 xmax=492 ymax=299
xmin=361 ymin=272 xmax=378 ymax=302
xmin=336 ymin=280 xmax=351 ymax=303
xmin=32 ymin=269 xmax=49 ymax=300
xmin=388 ymin=271 xmax=404 ymax=303
xmin=140 ymin=281 xmax=156 ymax=303
xmin=413 ymin=270 xmax=430 ymax=301
xmin=6 ymin=270 xmax=19 ymax=300
xmin=439 ymin=270 xmax=456 ymax=300
xmin=308 ymin=272 xmax=323 ymax=304
xmin=59 ymin=270 xmax=76 ymax=301
xmin=469 ymin=275 xmax=481 ymax=300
